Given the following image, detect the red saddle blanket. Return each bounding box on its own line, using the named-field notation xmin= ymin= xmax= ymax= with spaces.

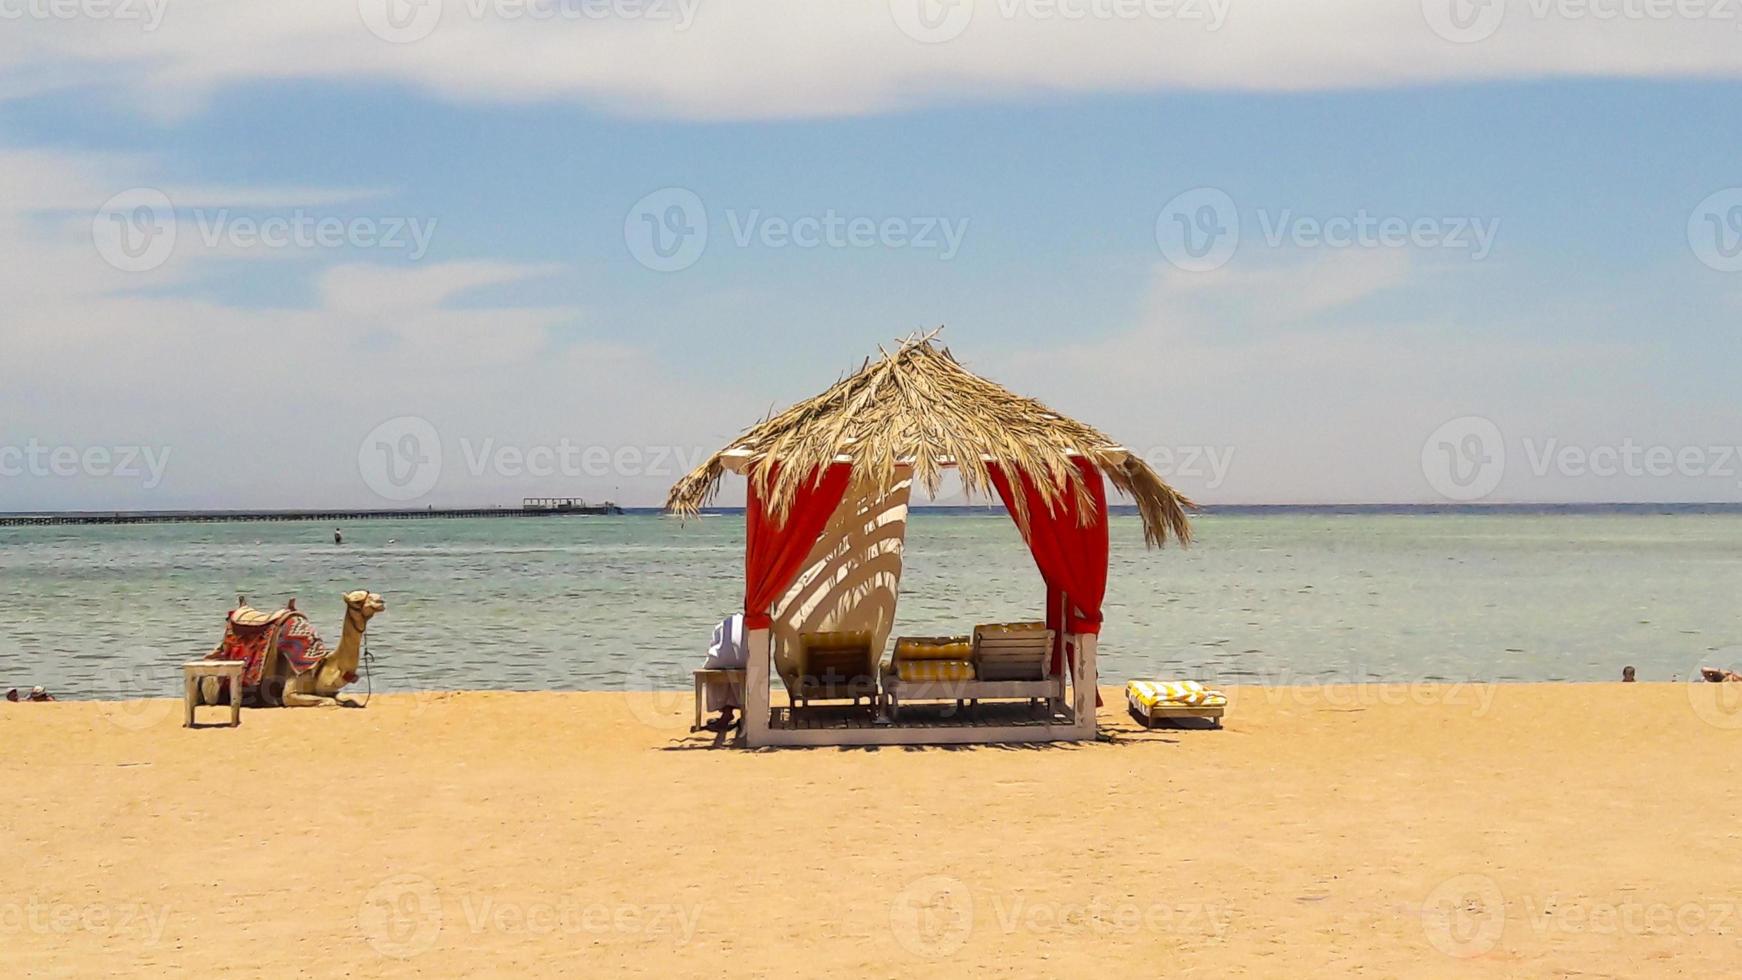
xmin=206 ymin=609 xmax=330 ymax=687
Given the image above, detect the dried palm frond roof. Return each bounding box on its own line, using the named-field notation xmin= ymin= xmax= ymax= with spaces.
xmin=665 ymin=331 xmax=1195 ymax=547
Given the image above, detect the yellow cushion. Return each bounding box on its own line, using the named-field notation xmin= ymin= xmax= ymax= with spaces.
xmin=893 ymin=636 xmax=972 ymax=661
xmin=975 ymin=622 xmax=1047 ymax=636
xmin=897 ymin=660 xmax=976 ymax=682
xmin=801 ymin=630 xmax=872 ymax=653
xmin=1126 ymin=680 xmax=1227 ymax=709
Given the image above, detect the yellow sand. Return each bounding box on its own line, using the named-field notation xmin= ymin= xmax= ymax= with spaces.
xmin=6 ymin=683 xmax=1742 ymax=978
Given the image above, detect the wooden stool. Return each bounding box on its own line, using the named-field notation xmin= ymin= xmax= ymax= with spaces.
xmin=692 ymin=668 xmax=745 ymax=732
xmin=184 ymin=661 xmax=244 ymax=727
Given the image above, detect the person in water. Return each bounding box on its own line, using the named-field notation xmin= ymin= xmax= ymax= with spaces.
xmin=334 ymin=528 xmax=343 ymax=545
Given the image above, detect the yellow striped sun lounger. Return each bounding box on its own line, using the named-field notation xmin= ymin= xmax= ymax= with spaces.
xmin=1126 ymin=680 xmax=1227 ymax=728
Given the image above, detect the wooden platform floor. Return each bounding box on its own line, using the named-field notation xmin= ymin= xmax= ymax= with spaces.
xmin=769 ymin=700 xmax=1076 ymax=731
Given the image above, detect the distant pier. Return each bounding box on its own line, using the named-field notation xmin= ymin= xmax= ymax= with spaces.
xmin=0 ymin=498 xmax=624 ymax=527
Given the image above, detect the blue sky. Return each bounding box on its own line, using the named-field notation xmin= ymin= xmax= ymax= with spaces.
xmin=3 ymin=2 xmax=1741 ymax=508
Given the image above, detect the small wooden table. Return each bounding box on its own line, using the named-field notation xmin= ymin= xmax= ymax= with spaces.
xmin=692 ymin=668 xmax=746 ymax=732
xmin=184 ymin=661 xmax=244 ymax=727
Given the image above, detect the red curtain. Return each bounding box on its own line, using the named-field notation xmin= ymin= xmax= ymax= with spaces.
xmin=988 ymin=457 xmax=1110 ymax=704
xmin=744 ymin=462 xmax=852 ymax=630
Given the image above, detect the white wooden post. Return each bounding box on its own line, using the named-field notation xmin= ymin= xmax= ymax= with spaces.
xmin=1072 ymin=632 xmax=1099 ymax=738
xmin=742 ymin=626 xmax=772 ymax=747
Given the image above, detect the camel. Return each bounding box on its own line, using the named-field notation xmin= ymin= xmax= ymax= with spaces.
xmin=274 ymin=590 xmax=386 ymax=707
xmin=201 ymin=590 xmax=385 ymax=708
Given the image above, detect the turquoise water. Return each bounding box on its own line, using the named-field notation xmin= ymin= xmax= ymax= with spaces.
xmin=2 ymin=512 xmax=1739 ymax=699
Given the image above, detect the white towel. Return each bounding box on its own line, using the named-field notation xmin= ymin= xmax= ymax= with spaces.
xmin=702 ymin=613 xmax=746 ymax=710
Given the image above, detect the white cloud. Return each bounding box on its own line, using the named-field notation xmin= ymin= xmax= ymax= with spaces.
xmin=0 ymin=147 xmax=738 ymax=510
xmin=318 ymin=261 xmax=565 ymax=314
xmin=2 ymin=142 xmax=1736 ymax=510
xmin=5 ymin=0 xmax=1741 ymax=120
xmin=986 ymin=249 xmax=1742 ymax=504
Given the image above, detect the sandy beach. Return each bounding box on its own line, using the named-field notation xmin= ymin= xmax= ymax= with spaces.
xmin=7 ymin=683 xmax=1741 ymax=978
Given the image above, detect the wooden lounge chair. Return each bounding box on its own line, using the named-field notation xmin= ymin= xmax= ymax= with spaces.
xmin=972 ymin=622 xmax=1053 ymax=682
xmin=788 ymin=630 xmax=881 ymax=714
xmin=883 ymin=624 xmax=1063 ymax=721
xmin=883 ymin=635 xmax=975 ymax=719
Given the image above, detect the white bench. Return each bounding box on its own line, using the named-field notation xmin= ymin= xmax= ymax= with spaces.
xmin=183 ymin=660 xmax=244 ymax=727
xmin=691 ymin=668 xmax=745 ymax=732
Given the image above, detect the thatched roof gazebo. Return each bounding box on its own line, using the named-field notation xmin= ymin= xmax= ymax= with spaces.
xmin=668 ymin=332 xmax=1194 ymax=747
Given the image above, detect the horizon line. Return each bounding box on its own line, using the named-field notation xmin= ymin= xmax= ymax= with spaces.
xmin=7 ymin=501 xmax=1742 ymax=520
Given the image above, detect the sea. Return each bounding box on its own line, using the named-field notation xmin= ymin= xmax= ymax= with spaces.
xmin=2 ymin=507 xmax=1739 ymax=699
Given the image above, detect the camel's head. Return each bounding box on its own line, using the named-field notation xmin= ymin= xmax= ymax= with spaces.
xmin=343 ymin=590 xmax=387 ymax=622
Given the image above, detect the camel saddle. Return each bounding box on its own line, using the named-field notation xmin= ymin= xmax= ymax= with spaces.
xmin=228 ymin=605 xmax=299 ymax=629
xmin=206 ymin=599 xmax=332 ymax=695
